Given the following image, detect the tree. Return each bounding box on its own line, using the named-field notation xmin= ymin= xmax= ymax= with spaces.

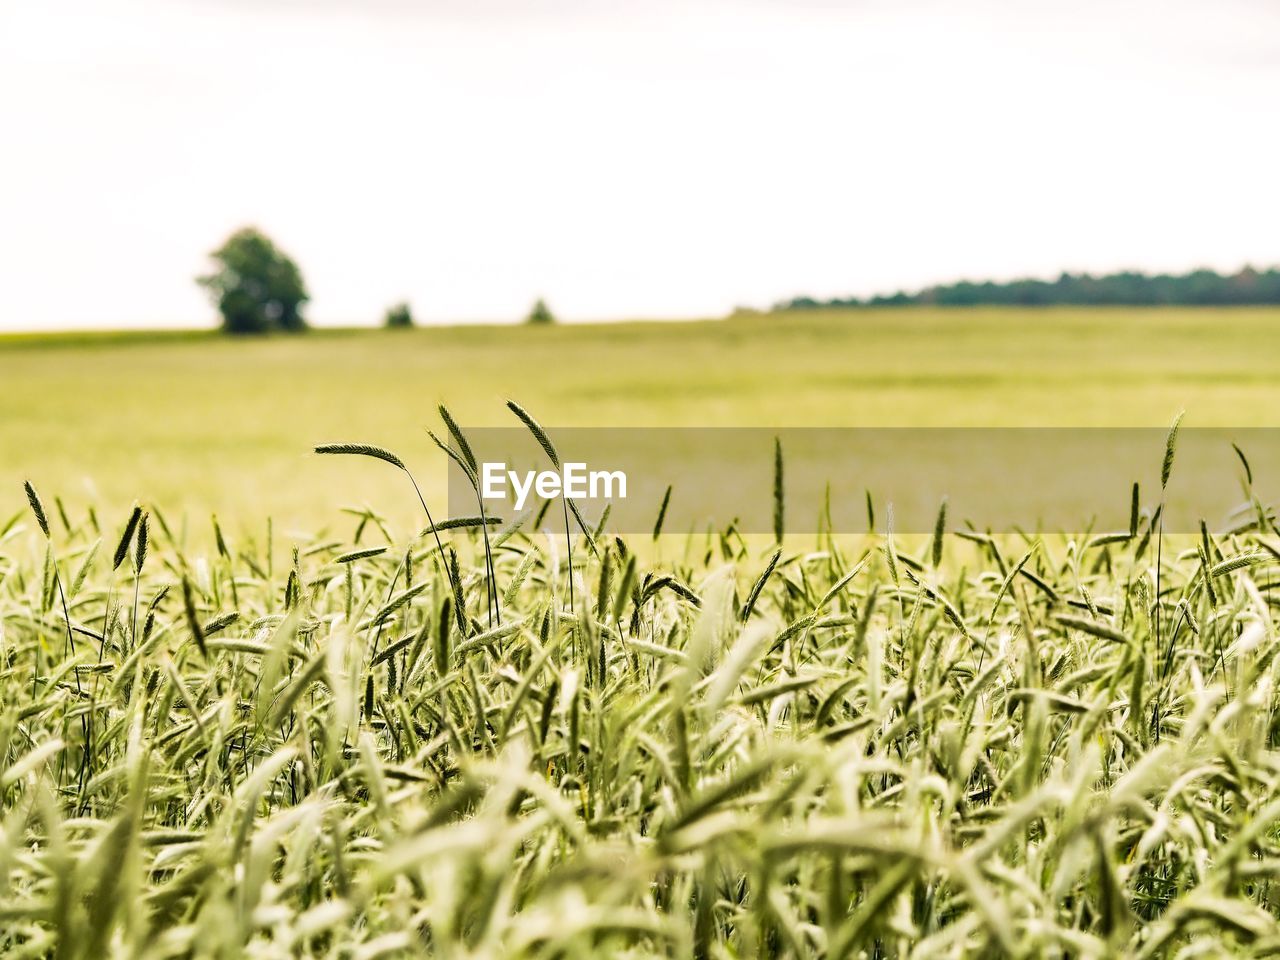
xmin=526 ymin=298 xmax=555 ymax=325
xmin=197 ymin=227 xmax=309 ymax=334
xmin=384 ymin=302 xmax=414 ymax=328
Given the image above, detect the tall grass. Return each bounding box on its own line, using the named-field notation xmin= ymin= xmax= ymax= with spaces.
xmin=4 ymin=415 xmax=1280 ymax=957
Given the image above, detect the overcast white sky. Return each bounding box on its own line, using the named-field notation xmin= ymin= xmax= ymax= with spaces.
xmin=2 ymin=0 xmax=1278 ymax=330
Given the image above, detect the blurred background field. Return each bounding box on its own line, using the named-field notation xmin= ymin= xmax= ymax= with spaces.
xmin=4 ymin=305 xmax=1280 ymax=533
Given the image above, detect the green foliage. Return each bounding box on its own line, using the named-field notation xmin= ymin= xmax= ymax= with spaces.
xmin=525 ymin=297 xmax=555 ymax=325
xmin=780 ymin=264 xmax=1280 ymax=310
xmin=7 ymin=441 xmax=1280 ymax=955
xmin=197 ymin=227 xmax=309 ymax=334
xmin=383 ymin=302 xmax=414 ymax=329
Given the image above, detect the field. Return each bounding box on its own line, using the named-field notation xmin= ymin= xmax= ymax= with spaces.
xmin=5 ymin=307 xmax=1280 ymax=957
xmin=5 ymin=307 xmax=1280 ymax=532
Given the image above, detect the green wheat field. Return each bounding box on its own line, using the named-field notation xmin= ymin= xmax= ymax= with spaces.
xmin=6 ymin=307 xmax=1280 ymax=528
xmin=5 ymin=307 xmax=1280 ymax=957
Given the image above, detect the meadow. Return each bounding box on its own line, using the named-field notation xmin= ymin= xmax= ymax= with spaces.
xmin=5 ymin=307 xmax=1280 ymax=532
xmin=5 ymin=307 xmax=1280 ymax=957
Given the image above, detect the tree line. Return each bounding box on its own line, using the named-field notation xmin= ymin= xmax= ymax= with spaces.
xmin=776 ymin=266 xmax=1280 ymax=311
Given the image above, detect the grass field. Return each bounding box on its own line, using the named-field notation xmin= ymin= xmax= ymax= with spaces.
xmin=5 ymin=307 xmax=1280 ymax=531
xmin=6 ymin=308 xmax=1280 ymax=957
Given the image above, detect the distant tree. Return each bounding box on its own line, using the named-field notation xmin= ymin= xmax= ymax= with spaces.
xmin=526 ymin=298 xmax=555 ymax=325
xmin=384 ymin=302 xmax=414 ymax=329
xmin=197 ymin=228 xmax=309 ymax=334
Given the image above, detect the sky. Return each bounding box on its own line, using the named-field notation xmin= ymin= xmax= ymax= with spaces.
xmin=2 ymin=0 xmax=1278 ymax=330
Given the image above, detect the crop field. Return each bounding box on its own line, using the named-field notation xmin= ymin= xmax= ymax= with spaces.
xmin=4 ymin=307 xmax=1280 ymax=530
xmin=5 ymin=417 xmax=1280 ymax=957
xmin=5 ymin=308 xmax=1280 ymax=957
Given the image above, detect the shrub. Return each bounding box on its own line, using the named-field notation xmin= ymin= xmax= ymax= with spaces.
xmin=525 ymin=298 xmax=555 ymax=325
xmin=384 ymin=302 xmax=414 ymax=329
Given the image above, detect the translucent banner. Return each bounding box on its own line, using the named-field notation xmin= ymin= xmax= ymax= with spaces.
xmin=443 ymin=427 xmax=1277 ymax=535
